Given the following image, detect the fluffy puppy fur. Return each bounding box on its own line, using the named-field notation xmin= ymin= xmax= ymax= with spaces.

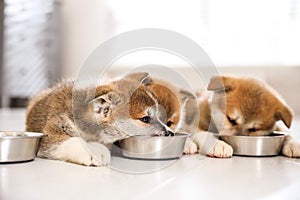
xmin=26 ymin=73 xmax=184 ymax=166
xmin=185 ymin=76 xmax=300 ymax=158
xmin=26 ymin=73 xmax=300 ymax=167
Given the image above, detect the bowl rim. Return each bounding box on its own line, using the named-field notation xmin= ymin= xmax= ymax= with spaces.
xmin=125 ymin=132 xmax=191 ymax=138
xmin=0 ymin=131 xmax=44 ymax=139
xmin=218 ymin=131 xmax=287 ymax=139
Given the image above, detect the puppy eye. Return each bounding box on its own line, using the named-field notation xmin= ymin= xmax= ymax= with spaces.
xmin=166 ymin=121 xmax=173 ymax=127
xmin=227 ymin=116 xmax=237 ymax=126
xmin=248 ymin=128 xmax=258 ymax=133
xmin=139 ymin=116 xmax=151 ymax=124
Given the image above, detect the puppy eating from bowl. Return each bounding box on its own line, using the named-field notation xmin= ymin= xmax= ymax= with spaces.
xmin=25 ymin=72 xmax=190 ymax=166
xmin=184 ymin=75 xmax=300 ymax=158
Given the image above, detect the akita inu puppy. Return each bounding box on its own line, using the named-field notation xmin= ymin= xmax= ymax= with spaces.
xmin=26 ymin=72 xmax=187 ymax=166
xmin=185 ymin=76 xmax=300 ymax=158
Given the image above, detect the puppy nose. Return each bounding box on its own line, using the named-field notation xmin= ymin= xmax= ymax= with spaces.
xmin=165 ymin=130 xmax=175 ymax=136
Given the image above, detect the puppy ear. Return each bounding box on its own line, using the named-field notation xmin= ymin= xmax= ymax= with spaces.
xmin=88 ymin=93 xmax=111 ymax=105
xmin=88 ymin=72 xmax=153 ymax=110
xmin=89 ymin=91 xmax=122 ymax=106
xmin=207 ymin=76 xmax=232 ymax=92
xmin=275 ymin=103 xmax=293 ymax=128
xmin=179 ymin=89 xmax=197 ymax=102
xmin=123 ymin=72 xmax=153 ymax=85
xmin=178 ymin=89 xmax=199 ymax=128
xmin=84 ymin=85 xmax=113 ymax=103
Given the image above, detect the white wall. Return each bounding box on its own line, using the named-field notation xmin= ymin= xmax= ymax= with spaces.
xmin=58 ymin=1 xmax=300 ymax=115
xmin=60 ymin=0 xmax=114 ymax=77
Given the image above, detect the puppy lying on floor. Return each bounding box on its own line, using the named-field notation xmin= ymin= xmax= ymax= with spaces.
xmin=26 ymin=72 xmax=180 ymax=166
xmin=185 ymin=75 xmax=300 ymax=158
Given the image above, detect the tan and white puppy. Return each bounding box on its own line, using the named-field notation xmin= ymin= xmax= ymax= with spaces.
xmin=26 ymin=72 xmax=183 ymax=166
xmin=185 ymin=76 xmax=300 ymax=158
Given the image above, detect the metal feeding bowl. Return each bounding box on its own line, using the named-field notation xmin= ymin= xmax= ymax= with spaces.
xmin=119 ymin=133 xmax=190 ymax=160
xmin=0 ymin=131 xmax=44 ymax=163
xmin=219 ymin=132 xmax=286 ymax=156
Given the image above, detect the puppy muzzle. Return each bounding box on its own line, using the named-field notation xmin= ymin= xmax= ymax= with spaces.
xmin=165 ymin=130 xmax=175 ymax=136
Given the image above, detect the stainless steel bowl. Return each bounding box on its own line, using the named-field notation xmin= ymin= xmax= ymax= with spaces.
xmin=119 ymin=133 xmax=190 ymax=160
xmin=219 ymin=132 xmax=286 ymax=156
xmin=0 ymin=131 xmax=44 ymax=163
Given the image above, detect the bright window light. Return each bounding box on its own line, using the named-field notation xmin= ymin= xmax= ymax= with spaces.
xmin=107 ymin=0 xmax=300 ymax=67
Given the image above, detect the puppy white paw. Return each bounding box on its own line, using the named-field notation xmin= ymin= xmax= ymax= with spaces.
xmin=282 ymin=139 xmax=300 ymax=158
xmin=83 ymin=141 xmax=111 ymax=166
xmin=184 ymin=141 xmax=198 ymax=154
xmin=52 ymin=137 xmax=111 ymax=166
xmin=208 ymin=140 xmax=233 ymax=158
xmin=75 ymin=147 xmax=104 ymax=167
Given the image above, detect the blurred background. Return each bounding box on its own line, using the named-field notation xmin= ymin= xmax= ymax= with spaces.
xmin=0 ymin=0 xmax=300 ymax=115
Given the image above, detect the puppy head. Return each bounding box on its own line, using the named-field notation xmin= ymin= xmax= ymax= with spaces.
xmin=76 ymin=72 xmax=180 ymax=142
xmin=208 ymin=76 xmax=293 ymax=136
xmin=74 ymin=72 xmax=155 ymax=143
xmin=128 ymin=82 xmax=181 ymax=135
xmin=82 ymin=72 xmax=152 ymax=121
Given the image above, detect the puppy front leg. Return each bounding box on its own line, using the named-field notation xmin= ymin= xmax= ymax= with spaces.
xmin=207 ymin=139 xmax=233 ymax=158
xmin=185 ymin=131 xmax=233 ymax=158
xmin=39 ymin=116 xmax=111 ymax=166
xmin=51 ymin=137 xmax=111 ymax=166
xmin=282 ymin=135 xmax=300 ymax=158
xmin=184 ymin=137 xmax=198 ymax=154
